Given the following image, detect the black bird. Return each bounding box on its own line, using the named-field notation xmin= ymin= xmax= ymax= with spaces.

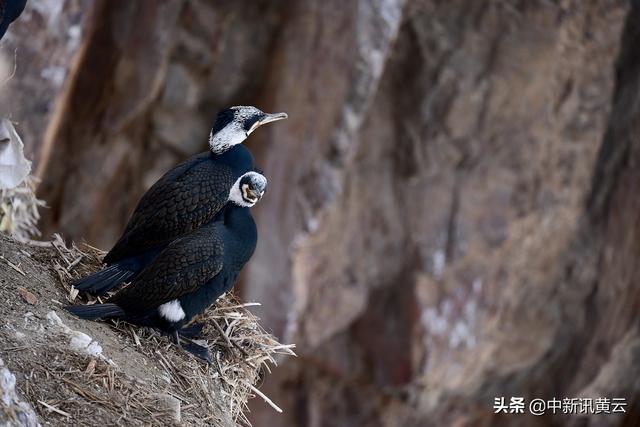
xmin=0 ymin=0 xmax=26 ymax=41
xmin=72 ymin=106 xmax=285 ymax=295
xmin=66 ymin=171 xmax=267 ymax=362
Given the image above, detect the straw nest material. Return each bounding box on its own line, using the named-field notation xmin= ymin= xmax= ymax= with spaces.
xmin=0 ymin=176 xmax=45 ymax=241
xmin=0 ymin=233 xmax=295 ymax=426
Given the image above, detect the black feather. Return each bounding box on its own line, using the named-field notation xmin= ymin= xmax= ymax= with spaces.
xmin=65 ymin=303 xmax=125 ymax=320
xmin=242 ymin=113 xmax=263 ymax=132
xmin=211 ymin=108 xmax=236 ymax=134
xmin=0 ymin=0 xmax=26 ymax=40
xmin=89 ymin=206 xmax=258 ymax=332
xmin=178 ymin=323 xmax=205 ymax=338
xmin=103 ymin=146 xmax=254 ymax=264
xmin=72 ymin=265 xmax=134 ymax=295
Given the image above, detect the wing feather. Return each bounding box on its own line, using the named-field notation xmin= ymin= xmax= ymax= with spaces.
xmin=104 ymin=153 xmax=233 ymax=263
xmin=110 ymin=226 xmax=225 ymax=312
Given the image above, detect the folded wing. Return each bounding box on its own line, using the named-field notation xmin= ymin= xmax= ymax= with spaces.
xmin=109 ymin=225 xmax=225 ymax=313
xmin=104 ymin=154 xmax=233 ymax=264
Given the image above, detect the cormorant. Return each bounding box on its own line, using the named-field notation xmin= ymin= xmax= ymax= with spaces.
xmin=72 ymin=106 xmax=285 ymax=295
xmin=0 ymin=0 xmax=26 ymax=41
xmin=66 ymin=171 xmax=267 ymax=362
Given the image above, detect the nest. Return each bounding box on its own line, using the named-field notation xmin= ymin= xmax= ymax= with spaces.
xmin=0 ymin=176 xmax=45 ymax=241
xmin=14 ymin=234 xmax=295 ymax=426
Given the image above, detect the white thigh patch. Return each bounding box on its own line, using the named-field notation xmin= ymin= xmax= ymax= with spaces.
xmin=158 ymin=299 xmax=185 ymax=322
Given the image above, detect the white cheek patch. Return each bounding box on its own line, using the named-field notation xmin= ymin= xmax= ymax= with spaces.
xmin=241 ymin=184 xmax=250 ymax=200
xmin=228 ymin=180 xmax=249 ymax=206
xmin=228 ymin=172 xmax=266 ymax=207
xmin=158 ymin=299 xmax=185 ymax=322
xmin=229 ymin=178 xmax=254 ymax=207
xmin=209 ymin=122 xmax=247 ymax=153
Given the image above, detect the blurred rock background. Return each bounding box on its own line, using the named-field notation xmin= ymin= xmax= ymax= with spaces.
xmin=1 ymin=0 xmax=639 ymax=426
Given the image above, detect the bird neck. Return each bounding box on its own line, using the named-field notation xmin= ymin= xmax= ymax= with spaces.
xmin=208 ymin=124 xmax=247 ymax=154
xmin=223 ymin=204 xmax=253 ymax=229
xmin=223 ymin=204 xmax=257 ymax=264
xmin=210 ymin=145 xmax=255 ymax=175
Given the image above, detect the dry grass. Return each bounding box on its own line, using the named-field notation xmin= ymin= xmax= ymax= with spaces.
xmin=0 ymin=176 xmax=45 ymax=241
xmin=0 ymin=233 xmax=295 ymax=426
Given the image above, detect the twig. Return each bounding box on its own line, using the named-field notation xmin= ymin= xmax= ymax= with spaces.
xmin=222 ymin=302 xmax=262 ymax=309
xmin=21 ymin=239 xmax=52 ymax=247
xmin=0 ymin=254 xmax=25 ymax=275
xmin=248 ymin=385 xmax=282 ymax=413
xmin=131 ymin=327 xmax=141 ymax=347
xmin=80 ymin=241 xmax=106 ymax=254
xmin=3 ymin=345 xmax=30 ymax=351
xmin=212 ymin=319 xmax=249 ymax=357
xmin=38 ymin=400 xmax=71 ymax=417
xmin=67 ymin=255 xmax=83 ymax=271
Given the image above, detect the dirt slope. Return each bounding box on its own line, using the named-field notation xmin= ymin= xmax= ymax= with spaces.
xmin=0 ymin=234 xmax=292 ymax=426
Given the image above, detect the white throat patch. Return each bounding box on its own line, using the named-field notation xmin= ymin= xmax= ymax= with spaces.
xmin=158 ymin=299 xmax=185 ymax=322
xmin=228 ymin=172 xmax=267 ymax=207
xmin=229 ymin=179 xmax=253 ymax=207
xmin=209 ymin=122 xmax=247 ymax=154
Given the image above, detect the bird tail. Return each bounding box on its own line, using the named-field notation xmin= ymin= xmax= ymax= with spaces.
xmin=65 ymin=303 xmax=125 ymax=320
xmin=72 ymin=265 xmax=134 ymax=295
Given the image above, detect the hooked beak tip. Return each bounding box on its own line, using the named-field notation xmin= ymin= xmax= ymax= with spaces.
xmin=249 ymin=190 xmax=262 ymax=203
xmin=261 ymin=112 xmax=288 ymax=123
xmin=247 ymin=111 xmax=288 ymax=135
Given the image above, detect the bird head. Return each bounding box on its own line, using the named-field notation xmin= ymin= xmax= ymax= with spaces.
xmin=229 ymin=171 xmax=268 ymax=207
xmin=208 ymin=106 xmax=287 ymax=154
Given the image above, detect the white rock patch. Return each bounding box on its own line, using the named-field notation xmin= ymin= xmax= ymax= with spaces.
xmin=46 ymin=311 xmax=107 ymax=360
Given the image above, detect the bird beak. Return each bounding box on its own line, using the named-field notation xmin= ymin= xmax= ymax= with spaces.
xmin=247 ymin=112 xmax=288 ymax=135
xmin=247 ymin=188 xmax=262 ymax=202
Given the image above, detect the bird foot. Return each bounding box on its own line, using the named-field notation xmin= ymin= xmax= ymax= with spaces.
xmin=170 ymin=330 xmax=211 ymax=364
xmin=182 ymin=341 xmax=213 ymax=364
xmin=178 ymin=323 xmax=205 ymax=339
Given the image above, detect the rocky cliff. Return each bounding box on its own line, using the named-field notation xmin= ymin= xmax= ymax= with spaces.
xmin=1 ymin=1 xmax=638 ymax=426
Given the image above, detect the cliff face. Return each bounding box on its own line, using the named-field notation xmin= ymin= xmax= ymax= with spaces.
xmin=248 ymin=1 xmax=634 ymax=425
xmin=1 ymin=0 xmax=638 ymax=426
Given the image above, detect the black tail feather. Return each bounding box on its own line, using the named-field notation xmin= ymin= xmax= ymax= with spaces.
xmin=72 ymin=265 xmax=134 ymax=295
xmin=65 ymin=303 xmax=125 ymax=320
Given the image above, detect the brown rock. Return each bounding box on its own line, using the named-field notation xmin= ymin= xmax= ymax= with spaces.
xmin=3 ymin=1 xmax=640 ymax=426
xmin=16 ymin=286 xmax=37 ymax=305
